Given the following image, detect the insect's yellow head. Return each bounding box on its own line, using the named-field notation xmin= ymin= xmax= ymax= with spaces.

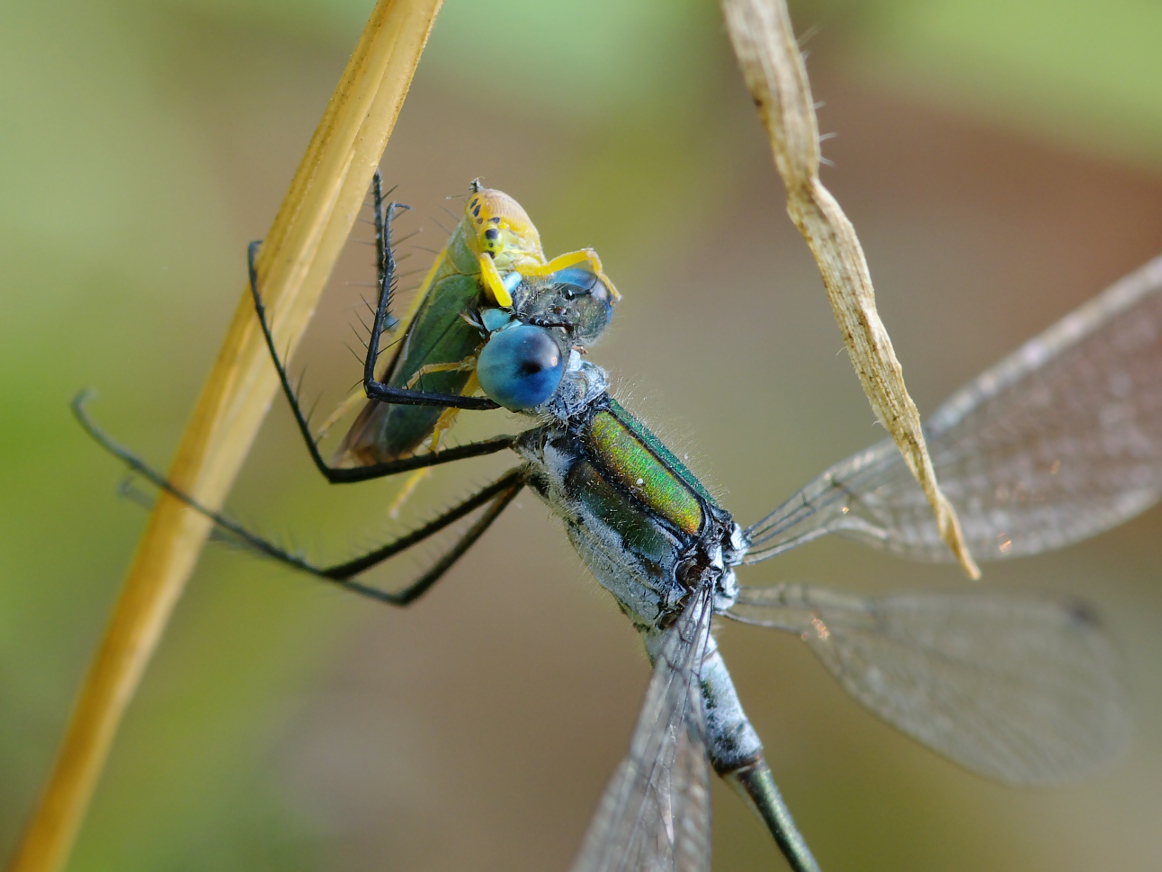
xmin=465 ymin=180 xmax=545 ymax=270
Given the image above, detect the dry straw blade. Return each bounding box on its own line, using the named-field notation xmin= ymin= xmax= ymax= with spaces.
xmin=720 ymin=0 xmax=980 ymax=579
xmin=7 ymin=3 xmax=445 ymax=872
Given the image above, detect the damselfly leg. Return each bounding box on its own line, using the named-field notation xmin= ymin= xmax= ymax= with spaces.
xmin=72 ymin=391 xmax=527 ymax=607
xmin=246 ymin=186 xmax=509 ymax=487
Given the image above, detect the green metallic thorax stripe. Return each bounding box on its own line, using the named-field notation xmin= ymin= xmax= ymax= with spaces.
xmin=607 ymin=399 xmax=717 ymax=504
xmin=565 ymin=459 xmax=676 ymax=573
xmin=585 ymin=399 xmax=711 ymax=537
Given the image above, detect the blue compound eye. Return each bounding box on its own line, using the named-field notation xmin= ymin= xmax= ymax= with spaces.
xmin=477 ymin=324 xmax=564 ymax=411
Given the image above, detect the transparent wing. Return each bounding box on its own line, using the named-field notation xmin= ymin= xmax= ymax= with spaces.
xmin=727 ymin=583 xmax=1132 ymax=784
xmin=745 ymin=255 xmax=1162 ymax=563
xmin=571 ymin=588 xmax=715 ymax=872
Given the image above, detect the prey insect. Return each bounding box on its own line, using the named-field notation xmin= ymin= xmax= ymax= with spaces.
xmin=333 ymin=173 xmax=618 ymax=468
xmin=77 ymin=198 xmax=1162 ymax=869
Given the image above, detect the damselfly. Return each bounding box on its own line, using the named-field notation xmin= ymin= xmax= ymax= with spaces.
xmin=76 ymin=202 xmax=1160 ymax=870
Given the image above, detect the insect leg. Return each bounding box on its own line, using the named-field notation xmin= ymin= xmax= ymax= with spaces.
xmin=351 ymin=196 xmax=497 ymax=411
xmin=517 ymin=248 xmax=621 ymax=301
xmin=404 ymin=358 xmax=479 ymax=385
xmin=74 ymin=393 xmax=527 ymax=607
xmin=322 ymin=468 xmax=525 ymax=604
xmin=369 ymin=169 xmax=400 ymax=333
xmin=244 ymin=243 xmax=512 ymax=484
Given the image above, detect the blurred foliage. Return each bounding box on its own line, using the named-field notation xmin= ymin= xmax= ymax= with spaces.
xmin=2 ymin=1 xmax=1161 ymax=871
xmin=840 ymin=0 xmax=1162 ymax=168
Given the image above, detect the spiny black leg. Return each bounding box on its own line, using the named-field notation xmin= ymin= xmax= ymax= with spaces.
xmin=370 ymin=170 xmax=399 ymax=332
xmin=362 ymin=196 xmax=406 ymax=394
xmin=356 ymin=193 xmax=497 ymax=410
xmin=246 ymin=239 xmax=493 ymax=413
xmin=245 ymin=242 xmax=511 ymax=484
xmin=116 ymin=473 xmax=251 ymax=547
xmin=73 ymin=391 xmax=527 ymax=607
xmin=324 ymin=469 xmax=525 ymax=605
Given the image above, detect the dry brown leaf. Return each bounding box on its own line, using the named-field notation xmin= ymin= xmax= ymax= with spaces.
xmin=720 ymin=0 xmax=980 ymax=579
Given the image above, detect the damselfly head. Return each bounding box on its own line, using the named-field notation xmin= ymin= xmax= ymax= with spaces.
xmin=511 ymin=265 xmax=617 ymax=347
xmin=476 ymin=321 xmax=565 ymax=412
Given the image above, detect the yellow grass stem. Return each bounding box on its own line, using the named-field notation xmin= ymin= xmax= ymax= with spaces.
xmin=7 ymin=3 xmax=445 ymax=871
xmin=720 ymin=0 xmax=980 ymax=578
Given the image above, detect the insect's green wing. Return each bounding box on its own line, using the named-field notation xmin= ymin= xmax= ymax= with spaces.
xmin=337 ymin=272 xmax=484 ymax=464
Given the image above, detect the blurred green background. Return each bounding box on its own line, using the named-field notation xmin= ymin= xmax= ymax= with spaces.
xmin=3 ymin=1 xmax=1162 ymax=870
